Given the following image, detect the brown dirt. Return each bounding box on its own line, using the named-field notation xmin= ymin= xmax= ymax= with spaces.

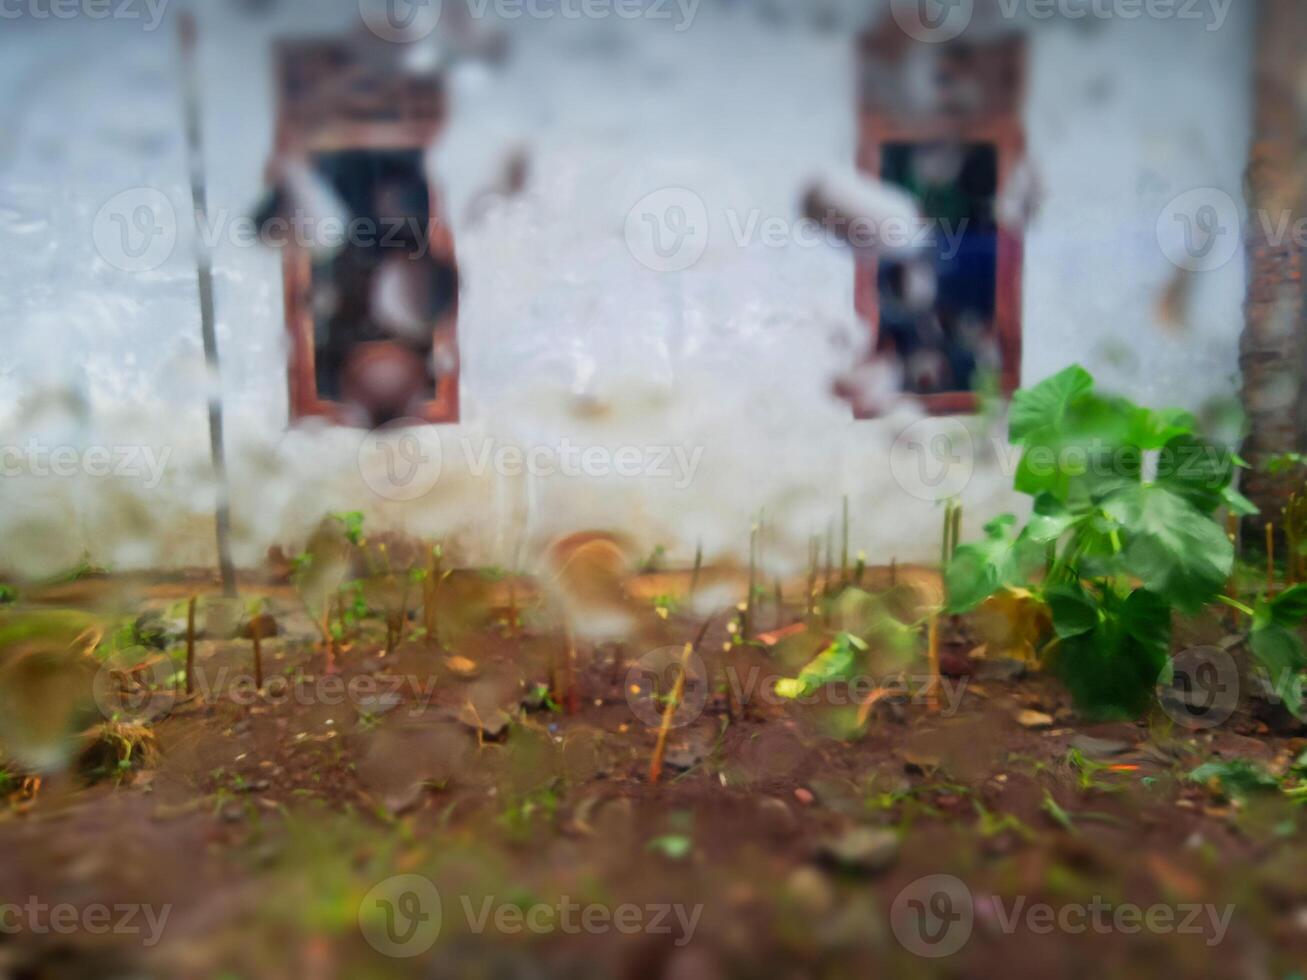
xmin=0 ymin=569 xmax=1304 ymax=980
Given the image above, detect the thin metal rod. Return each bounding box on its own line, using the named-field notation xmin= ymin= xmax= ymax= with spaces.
xmin=179 ymin=12 xmax=237 ymax=598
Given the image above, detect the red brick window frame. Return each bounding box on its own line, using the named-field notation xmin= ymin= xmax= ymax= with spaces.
xmin=273 ymin=38 xmax=459 ymax=427
xmin=854 ymin=31 xmax=1026 ymax=417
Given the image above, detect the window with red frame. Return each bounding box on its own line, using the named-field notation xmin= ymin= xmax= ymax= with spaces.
xmin=854 ymin=30 xmax=1026 ymax=416
xmin=270 ymin=38 xmax=460 ymax=428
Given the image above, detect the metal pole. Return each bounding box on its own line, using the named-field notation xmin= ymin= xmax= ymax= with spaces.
xmin=179 ymin=11 xmax=237 ymax=597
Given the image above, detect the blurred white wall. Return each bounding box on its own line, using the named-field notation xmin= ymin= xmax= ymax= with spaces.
xmin=0 ymin=0 xmax=1253 ymax=578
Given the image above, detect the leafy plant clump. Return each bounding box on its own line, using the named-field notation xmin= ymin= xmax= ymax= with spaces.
xmin=946 ymin=364 xmax=1307 ymax=719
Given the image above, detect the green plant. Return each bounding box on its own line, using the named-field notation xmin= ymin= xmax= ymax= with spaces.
xmin=774 ymin=633 xmax=869 ymax=700
xmin=946 ymin=365 xmax=1306 ymax=719
xmin=772 ymin=594 xmax=920 ymax=702
xmin=652 ymin=594 xmax=679 ymax=621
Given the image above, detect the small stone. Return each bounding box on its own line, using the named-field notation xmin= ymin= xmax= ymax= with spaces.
xmin=445 ymin=655 xmax=480 ymax=680
xmin=356 ymin=691 xmax=403 ymax=717
xmin=664 ymin=743 xmax=706 ymax=772
xmin=458 ymin=704 xmax=512 ymax=740
xmin=1068 ymin=734 xmax=1130 ymax=758
xmin=242 ymin=613 xmax=279 ymax=640
xmin=384 ymin=782 xmax=429 ymax=816
xmin=1017 ymin=709 xmax=1054 ymax=730
xmin=786 ymin=866 xmax=835 ymax=914
xmin=901 ymin=748 xmax=941 ymax=774
xmin=815 ymin=827 xmax=900 ymax=874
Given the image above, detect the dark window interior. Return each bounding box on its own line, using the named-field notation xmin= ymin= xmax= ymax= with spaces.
xmin=307 ymin=148 xmax=457 ymax=422
xmin=875 ymin=141 xmax=998 ymax=396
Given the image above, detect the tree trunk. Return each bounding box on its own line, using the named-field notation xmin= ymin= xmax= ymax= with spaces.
xmin=1239 ymin=0 xmax=1307 ymax=535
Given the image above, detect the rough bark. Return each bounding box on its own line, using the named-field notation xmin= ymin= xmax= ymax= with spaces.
xmin=1240 ymin=0 xmax=1307 ymax=529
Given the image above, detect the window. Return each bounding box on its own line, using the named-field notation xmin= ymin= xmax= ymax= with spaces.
xmin=854 ymin=30 xmax=1025 ymax=416
xmin=272 ymin=39 xmax=459 ymax=427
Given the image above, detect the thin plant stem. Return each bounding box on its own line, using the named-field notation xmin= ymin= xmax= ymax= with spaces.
xmin=841 ymin=495 xmax=849 ymax=587
xmin=1266 ymin=522 xmax=1276 ymax=596
xmin=649 ymin=617 xmax=714 ymax=785
xmin=926 ymin=611 xmax=941 ymax=714
xmin=184 ymin=596 xmax=197 ymax=697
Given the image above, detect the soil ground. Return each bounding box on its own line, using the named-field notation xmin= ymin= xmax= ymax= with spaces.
xmin=1 ymin=567 xmax=1305 ymax=979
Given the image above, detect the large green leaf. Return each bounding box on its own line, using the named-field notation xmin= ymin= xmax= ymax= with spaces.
xmin=1249 ymin=623 xmax=1307 ymax=720
xmin=1188 ymin=760 xmax=1281 ymax=801
xmin=1264 ymin=584 xmax=1307 ymax=627
xmin=1220 ymin=486 xmax=1259 ymax=517
xmin=1009 ymin=365 xmax=1094 ymax=444
xmin=1052 ymin=587 xmax=1171 ymax=719
xmin=945 ymin=516 xmax=1043 ymax=614
xmin=1102 ymin=484 xmax=1233 ymax=614
xmin=1130 ymin=406 xmax=1199 ymax=451
xmin=1046 ymin=584 xmax=1098 ymax=639
xmin=1155 ymin=435 xmax=1234 ymax=514
xmin=1016 ymin=393 xmax=1147 ymax=503
xmin=1021 ymin=494 xmax=1080 ymax=546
